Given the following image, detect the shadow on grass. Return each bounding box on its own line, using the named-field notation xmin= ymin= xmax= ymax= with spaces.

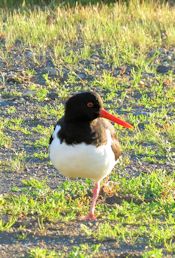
xmin=0 ymin=0 xmax=173 ymax=10
xmin=0 ymin=228 xmax=145 ymax=256
xmin=0 ymin=0 xmax=124 ymax=10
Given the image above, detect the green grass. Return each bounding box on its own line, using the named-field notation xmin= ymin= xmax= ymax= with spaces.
xmin=1 ymin=172 xmax=175 ymax=256
xmin=1 ymin=1 xmax=175 ymax=56
xmin=29 ymin=247 xmax=58 ymax=258
xmin=0 ymin=0 xmax=175 ymax=257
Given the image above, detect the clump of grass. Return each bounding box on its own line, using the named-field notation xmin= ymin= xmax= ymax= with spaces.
xmin=29 ymin=247 xmax=58 ymax=258
xmin=143 ymin=249 xmax=163 ymax=258
xmin=0 ymin=128 xmax=12 ymax=148
xmin=28 ymin=243 xmax=101 ymax=258
xmin=29 ymin=84 xmax=49 ymax=102
xmin=9 ymin=151 xmax=26 ymax=172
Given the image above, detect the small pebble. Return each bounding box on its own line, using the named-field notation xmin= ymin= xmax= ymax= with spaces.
xmin=44 ymin=67 xmax=57 ymax=76
xmin=156 ymin=65 xmax=172 ymax=74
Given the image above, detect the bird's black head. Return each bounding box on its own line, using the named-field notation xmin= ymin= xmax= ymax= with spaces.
xmin=65 ymin=92 xmax=103 ymax=122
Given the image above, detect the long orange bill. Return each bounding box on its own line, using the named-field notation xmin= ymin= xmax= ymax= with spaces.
xmin=100 ymin=108 xmax=133 ymax=129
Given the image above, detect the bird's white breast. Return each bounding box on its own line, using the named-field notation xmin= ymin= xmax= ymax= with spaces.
xmin=49 ymin=125 xmax=116 ymax=181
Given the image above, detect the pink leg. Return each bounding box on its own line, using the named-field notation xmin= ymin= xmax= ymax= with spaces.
xmin=80 ymin=181 xmax=101 ymax=221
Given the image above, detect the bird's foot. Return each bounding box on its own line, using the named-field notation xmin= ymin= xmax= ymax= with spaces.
xmin=79 ymin=213 xmax=96 ymax=221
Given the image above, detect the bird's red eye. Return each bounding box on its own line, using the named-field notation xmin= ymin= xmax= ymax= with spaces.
xmin=87 ymin=102 xmax=94 ymax=108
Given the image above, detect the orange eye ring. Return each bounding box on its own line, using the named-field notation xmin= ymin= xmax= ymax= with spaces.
xmin=87 ymin=102 xmax=94 ymax=108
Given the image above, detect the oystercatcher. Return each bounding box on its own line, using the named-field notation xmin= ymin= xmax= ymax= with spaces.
xmin=49 ymin=92 xmax=133 ymax=220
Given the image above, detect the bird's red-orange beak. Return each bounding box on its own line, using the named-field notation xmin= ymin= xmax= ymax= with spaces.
xmin=99 ymin=108 xmax=133 ymax=129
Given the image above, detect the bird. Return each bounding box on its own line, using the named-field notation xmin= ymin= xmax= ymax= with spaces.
xmin=49 ymin=92 xmax=133 ymax=220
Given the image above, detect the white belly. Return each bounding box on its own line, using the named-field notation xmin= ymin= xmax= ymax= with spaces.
xmin=49 ymin=125 xmax=116 ymax=181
